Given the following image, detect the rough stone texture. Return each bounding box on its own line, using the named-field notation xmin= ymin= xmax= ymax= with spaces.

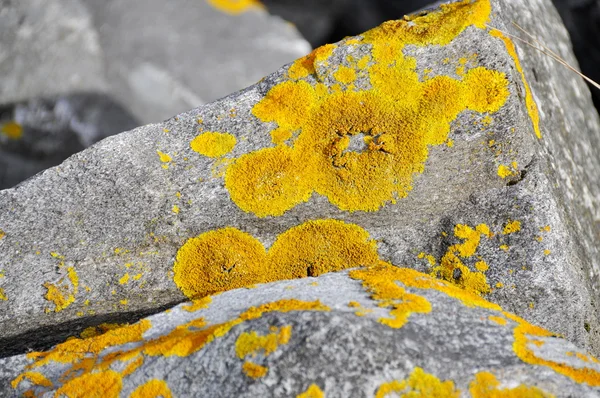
xmin=0 ymin=93 xmax=139 ymax=190
xmin=2 ymin=268 xmax=600 ymax=396
xmin=0 ymin=0 xmax=599 ymax=369
xmin=0 ymin=0 xmax=107 ymax=103
xmin=80 ymin=0 xmax=312 ymax=124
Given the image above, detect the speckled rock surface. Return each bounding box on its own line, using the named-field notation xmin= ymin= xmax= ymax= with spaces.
xmin=2 ymin=266 xmax=600 ymax=397
xmin=0 ymin=0 xmax=599 ymax=367
xmin=0 ymin=93 xmax=139 ymax=190
xmin=0 ymin=0 xmax=107 ymax=103
xmin=80 ymin=0 xmax=311 ymax=124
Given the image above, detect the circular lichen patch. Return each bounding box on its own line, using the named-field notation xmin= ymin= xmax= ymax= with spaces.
xmin=268 ymin=219 xmax=381 ymax=279
xmin=224 ymin=146 xmax=313 ymax=217
xmin=173 ymin=227 xmax=268 ymax=299
xmin=190 ymin=132 xmax=236 ymax=158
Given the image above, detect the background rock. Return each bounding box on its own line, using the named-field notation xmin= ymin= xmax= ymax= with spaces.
xmin=0 ymin=0 xmax=107 ymax=103
xmin=0 ymin=0 xmax=599 ymax=368
xmin=0 ymin=93 xmax=139 ymax=190
xmin=2 ymin=267 xmax=600 ymax=396
xmin=80 ymin=0 xmax=311 ymax=124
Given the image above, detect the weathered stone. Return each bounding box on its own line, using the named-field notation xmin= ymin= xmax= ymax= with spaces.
xmin=3 ymin=266 xmax=600 ymax=396
xmin=0 ymin=93 xmax=139 ymax=190
xmin=80 ymin=0 xmax=311 ymax=124
xmin=0 ymin=0 xmax=599 ymax=369
xmin=0 ymin=0 xmax=107 ymax=103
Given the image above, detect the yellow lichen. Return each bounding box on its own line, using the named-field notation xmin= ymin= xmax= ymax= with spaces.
xmin=375 ymin=368 xmax=459 ymax=398
xmin=190 ymin=132 xmax=236 ymax=158
xmin=503 ymin=220 xmax=521 ymax=234
xmin=182 ymin=296 xmax=212 ymax=312
xmin=490 ymin=29 xmax=541 ymax=139
xmin=206 ymin=0 xmax=263 ymax=15
xmin=235 ymin=325 xmax=292 ymax=358
xmin=334 ymin=65 xmax=357 ymax=84
xmin=173 ymin=219 xmax=380 ymax=299
xmin=0 ymin=229 xmax=5 ymax=239
xmin=469 ymin=371 xmax=553 ymax=397
xmin=80 ymin=323 xmax=126 ymax=339
xmin=172 ymin=205 xmax=180 ymax=214
xmin=118 ymin=273 xmax=130 ymax=285
xmin=156 ymin=151 xmax=172 ymax=163
xmin=223 ymin=0 xmax=509 ymax=217
xmin=10 ymin=372 xmax=53 ymax=389
xmin=44 ymin=267 xmax=79 ymax=313
xmin=53 ymin=370 xmax=122 ymax=398
xmin=287 ymin=45 xmax=336 ymax=80
xmin=1 ymin=121 xmax=23 ymax=139
xmin=489 ymin=315 xmax=507 ymax=325
xmin=130 ymin=379 xmax=173 ymax=398
xmin=0 ymin=288 xmax=6 ymax=301
xmin=497 ymin=162 xmax=519 ymax=179
xmin=432 ymin=224 xmax=493 ymax=295
xmin=297 ymin=384 xmax=325 ymax=398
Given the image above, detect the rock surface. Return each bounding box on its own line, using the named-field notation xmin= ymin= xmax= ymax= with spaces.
xmin=0 ymin=0 xmax=599 ymax=376
xmin=2 ymin=265 xmax=600 ymax=397
xmin=0 ymin=0 xmax=107 ymax=103
xmin=80 ymin=0 xmax=312 ymax=124
xmin=0 ymin=93 xmax=139 ymax=190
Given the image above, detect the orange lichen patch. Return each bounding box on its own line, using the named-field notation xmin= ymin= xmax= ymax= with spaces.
xmin=418 ymin=252 xmax=436 ymax=266
xmin=0 ymin=288 xmax=6 ymax=301
xmin=172 ymin=227 xmax=268 ymax=299
xmin=0 ymin=229 xmax=5 ymax=239
xmin=297 ymin=384 xmax=325 ymax=398
xmin=242 ymin=361 xmax=268 ymax=378
xmin=432 ymin=224 xmax=493 ymax=295
xmin=489 ymin=315 xmax=507 ymax=325
xmin=130 ymin=379 xmax=172 ymax=398
xmin=490 ymin=29 xmax=541 ymax=139
xmin=225 ymin=0 xmax=508 ymax=217
xmin=287 ymin=45 xmax=336 ymax=80
xmin=174 ymin=219 xmax=379 ymax=299
xmin=375 ymin=368 xmax=460 ymax=398
xmin=80 ymin=323 xmax=126 ymax=339
xmin=334 ymin=65 xmax=357 ymax=84
xmin=44 ymin=266 xmax=78 ymax=312
xmin=503 ymin=220 xmax=521 ymax=234
xmin=269 ymin=219 xmax=380 ymax=279
xmin=503 ymin=311 xmax=600 ymax=386
xmin=10 ymin=372 xmax=53 ymax=389
xmin=225 ymin=146 xmax=313 ymax=216
xmin=182 ymin=296 xmax=213 ymax=312
xmin=190 ymin=132 xmax=236 ymax=158
xmin=25 ymin=320 xmax=151 ymax=369
xmin=206 ymin=0 xmax=263 ymax=15
xmin=1 ymin=121 xmax=23 ymax=139
xmin=121 ymin=355 xmax=144 ymax=377
xmin=235 ymin=325 xmax=292 ymax=358
xmin=53 ymin=370 xmax=122 ymax=398
xmin=350 ymin=265 xmax=431 ymax=328
xmin=469 ymin=371 xmax=553 ymax=397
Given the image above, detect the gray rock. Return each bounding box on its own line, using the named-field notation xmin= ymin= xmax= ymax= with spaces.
xmin=80 ymin=0 xmax=312 ymax=124
xmin=2 ymin=267 xmax=600 ymax=397
xmin=0 ymin=93 xmax=139 ymax=190
xmin=0 ymin=0 xmax=599 ymax=369
xmin=0 ymin=0 xmax=107 ymax=103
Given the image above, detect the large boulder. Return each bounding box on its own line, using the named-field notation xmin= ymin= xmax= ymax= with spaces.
xmin=0 ymin=0 xmax=107 ymax=103
xmin=2 ymin=264 xmax=600 ymax=396
xmin=80 ymin=0 xmax=312 ymax=124
xmin=0 ymin=0 xmax=599 ymax=370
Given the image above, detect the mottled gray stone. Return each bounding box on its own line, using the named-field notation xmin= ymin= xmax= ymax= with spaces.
xmin=0 ymin=0 xmax=599 ymax=370
xmin=0 ymin=93 xmax=139 ymax=190
xmin=80 ymin=0 xmax=311 ymax=124
xmin=2 ymin=270 xmax=600 ymax=396
xmin=0 ymin=0 xmax=107 ymax=103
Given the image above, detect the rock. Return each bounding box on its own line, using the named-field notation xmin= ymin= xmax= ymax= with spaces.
xmin=3 ymin=265 xmax=600 ymax=396
xmin=80 ymin=0 xmax=312 ymax=124
xmin=0 ymin=0 xmax=107 ymax=103
xmin=0 ymin=93 xmax=139 ymax=190
xmin=0 ymin=0 xmax=599 ymax=367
